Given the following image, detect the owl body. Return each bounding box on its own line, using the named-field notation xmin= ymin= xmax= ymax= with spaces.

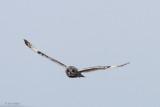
xmin=66 ymin=66 xmax=84 ymax=78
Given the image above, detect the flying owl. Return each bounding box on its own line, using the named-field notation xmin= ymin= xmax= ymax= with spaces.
xmin=24 ymin=39 xmax=129 ymax=78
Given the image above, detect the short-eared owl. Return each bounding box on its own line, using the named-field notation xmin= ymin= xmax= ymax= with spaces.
xmin=24 ymin=39 xmax=129 ymax=78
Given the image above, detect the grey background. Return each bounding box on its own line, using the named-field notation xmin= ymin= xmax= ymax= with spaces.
xmin=0 ymin=0 xmax=160 ymax=107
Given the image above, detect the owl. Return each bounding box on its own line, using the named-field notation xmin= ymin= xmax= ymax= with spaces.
xmin=24 ymin=39 xmax=129 ymax=78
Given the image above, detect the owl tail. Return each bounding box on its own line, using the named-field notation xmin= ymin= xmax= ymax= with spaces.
xmin=78 ymin=73 xmax=85 ymax=77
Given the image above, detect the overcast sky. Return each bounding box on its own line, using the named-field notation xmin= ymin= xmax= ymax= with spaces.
xmin=0 ymin=0 xmax=160 ymax=107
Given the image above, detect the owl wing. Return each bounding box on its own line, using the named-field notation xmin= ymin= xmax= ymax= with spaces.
xmin=79 ymin=62 xmax=129 ymax=73
xmin=24 ymin=39 xmax=67 ymax=68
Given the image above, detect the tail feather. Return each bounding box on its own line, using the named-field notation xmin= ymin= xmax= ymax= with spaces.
xmin=78 ymin=73 xmax=85 ymax=77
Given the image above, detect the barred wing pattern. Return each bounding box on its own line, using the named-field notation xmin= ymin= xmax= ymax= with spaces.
xmin=24 ymin=39 xmax=67 ymax=68
xmin=79 ymin=62 xmax=130 ymax=73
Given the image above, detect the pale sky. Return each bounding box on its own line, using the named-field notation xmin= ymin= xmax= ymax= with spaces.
xmin=0 ymin=0 xmax=160 ymax=107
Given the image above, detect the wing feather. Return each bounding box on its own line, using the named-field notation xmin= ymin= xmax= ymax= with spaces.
xmin=79 ymin=62 xmax=130 ymax=73
xmin=24 ymin=39 xmax=67 ymax=68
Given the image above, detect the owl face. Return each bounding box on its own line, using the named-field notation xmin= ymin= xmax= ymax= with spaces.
xmin=65 ymin=66 xmax=79 ymax=77
xmin=65 ymin=66 xmax=84 ymax=78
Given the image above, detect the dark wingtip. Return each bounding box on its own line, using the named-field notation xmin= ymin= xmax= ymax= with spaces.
xmin=24 ymin=39 xmax=28 ymax=45
xmin=23 ymin=39 xmax=31 ymax=48
xmin=125 ymin=62 xmax=130 ymax=65
xmin=118 ymin=62 xmax=130 ymax=67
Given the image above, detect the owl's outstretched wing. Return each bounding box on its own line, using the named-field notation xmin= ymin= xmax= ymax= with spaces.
xmin=79 ymin=62 xmax=129 ymax=73
xmin=24 ymin=39 xmax=67 ymax=68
